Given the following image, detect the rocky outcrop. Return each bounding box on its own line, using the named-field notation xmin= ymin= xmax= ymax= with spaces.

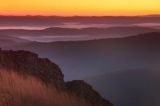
xmin=0 ymin=49 xmax=113 ymax=106
xmin=66 ymin=80 xmax=113 ymax=106
xmin=0 ymin=49 xmax=64 ymax=87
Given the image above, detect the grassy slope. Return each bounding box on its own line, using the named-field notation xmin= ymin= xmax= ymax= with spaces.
xmin=0 ymin=69 xmax=90 ymax=106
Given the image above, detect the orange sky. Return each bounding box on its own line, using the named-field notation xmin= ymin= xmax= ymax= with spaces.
xmin=0 ymin=0 xmax=160 ymax=16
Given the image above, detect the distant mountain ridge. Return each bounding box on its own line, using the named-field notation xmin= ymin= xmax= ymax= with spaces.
xmin=0 ymin=34 xmax=29 ymax=47
xmin=2 ymin=32 xmax=160 ymax=78
xmin=0 ymin=15 xmax=159 ymax=26
xmin=0 ymin=26 xmax=159 ymax=40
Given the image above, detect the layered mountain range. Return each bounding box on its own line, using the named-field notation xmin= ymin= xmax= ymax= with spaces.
xmin=0 ymin=26 xmax=159 ymax=42
xmin=0 ymin=29 xmax=160 ymax=106
xmin=0 ymin=16 xmax=159 ymax=26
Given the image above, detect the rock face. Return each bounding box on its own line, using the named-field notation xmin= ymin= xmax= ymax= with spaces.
xmin=0 ymin=49 xmax=64 ymax=87
xmin=0 ymin=49 xmax=113 ymax=106
xmin=66 ymin=80 xmax=113 ymax=106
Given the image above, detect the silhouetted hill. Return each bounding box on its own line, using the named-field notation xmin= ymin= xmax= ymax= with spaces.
xmin=0 ymin=26 xmax=159 ymax=38
xmin=0 ymin=16 xmax=159 ymax=26
xmin=0 ymin=49 xmax=113 ymax=106
xmin=43 ymin=26 xmax=159 ymax=36
xmin=0 ymin=34 xmax=29 ymax=47
xmin=0 ymin=49 xmax=64 ymax=86
xmin=66 ymin=80 xmax=110 ymax=105
xmin=145 ymin=14 xmax=160 ymax=17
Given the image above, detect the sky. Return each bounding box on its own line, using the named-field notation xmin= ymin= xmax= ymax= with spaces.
xmin=0 ymin=0 xmax=160 ymax=16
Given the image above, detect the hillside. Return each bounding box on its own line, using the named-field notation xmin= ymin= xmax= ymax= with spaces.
xmin=0 ymin=49 xmax=113 ymax=106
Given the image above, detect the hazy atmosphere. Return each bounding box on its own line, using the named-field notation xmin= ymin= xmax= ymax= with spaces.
xmin=0 ymin=0 xmax=159 ymax=106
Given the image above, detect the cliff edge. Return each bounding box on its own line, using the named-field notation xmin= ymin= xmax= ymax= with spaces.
xmin=0 ymin=49 xmax=113 ymax=106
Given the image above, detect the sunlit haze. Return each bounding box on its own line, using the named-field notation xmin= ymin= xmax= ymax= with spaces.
xmin=0 ymin=0 xmax=160 ymax=16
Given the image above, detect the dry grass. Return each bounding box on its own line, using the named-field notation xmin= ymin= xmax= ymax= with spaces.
xmin=0 ymin=69 xmax=91 ymax=106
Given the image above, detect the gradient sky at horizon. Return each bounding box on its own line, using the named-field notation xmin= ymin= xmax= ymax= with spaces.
xmin=0 ymin=0 xmax=160 ymax=16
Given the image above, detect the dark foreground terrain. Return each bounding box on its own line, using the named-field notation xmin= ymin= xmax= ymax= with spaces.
xmin=0 ymin=49 xmax=112 ymax=106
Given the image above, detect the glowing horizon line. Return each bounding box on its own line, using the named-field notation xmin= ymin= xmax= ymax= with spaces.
xmin=0 ymin=13 xmax=159 ymax=17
